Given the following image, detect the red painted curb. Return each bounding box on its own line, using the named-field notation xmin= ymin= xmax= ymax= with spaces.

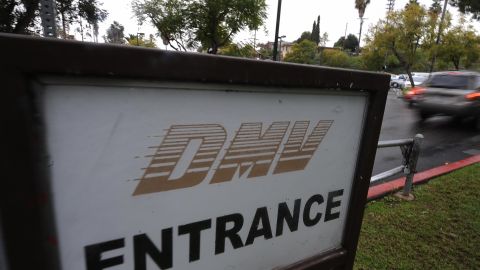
xmin=367 ymin=154 xmax=480 ymax=200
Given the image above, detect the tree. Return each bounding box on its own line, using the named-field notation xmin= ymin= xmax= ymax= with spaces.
xmin=56 ymin=0 xmax=78 ymax=38
xmin=320 ymin=49 xmax=351 ymax=68
xmin=133 ymin=0 xmax=192 ymax=51
xmin=319 ymin=32 xmax=328 ymax=47
xmin=355 ymin=0 xmax=370 ymax=49
xmin=78 ymin=0 xmax=108 ymax=42
xmin=311 ymin=21 xmax=317 ymax=43
xmin=311 ymin=15 xmax=320 ymax=45
xmin=257 ymin=43 xmax=272 ymax=59
xmin=363 ymin=2 xmax=428 ymax=86
xmin=0 ymin=0 xmax=40 ymax=34
xmin=105 ymin=21 xmax=125 ymax=44
xmin=429 ymin=0 xmax=442 ymax=14
xmin=424 ymin=0 xmax=451 ymax=72
xmin=0 ymin=0 xmax=108 ymax=39
xmin=284 ymin=39 xmax=317 ymax=64
xmin=218 ymin=42 xmax=256 ymax=58
xmin=133 ymin=0 xmax=267 ymax=54
xmin=438 ymin=21 xmax=480 ymax=69
xmin=126 ymin=33 xmax=157 ymax=47
xmin=450 ymin=0 xmax=480 ymax=20
xmin=334 ymin=34 xmax=359 ymax=52
xmin=295 ymin=31 xmax=312 ymax=43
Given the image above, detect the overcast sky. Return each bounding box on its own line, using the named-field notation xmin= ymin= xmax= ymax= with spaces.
xmin=97 ymin=0 xmax=480 ymax=48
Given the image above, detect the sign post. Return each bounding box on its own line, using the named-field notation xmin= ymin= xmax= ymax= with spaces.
xmin=0 ymin=34 xmax=389 ymax=270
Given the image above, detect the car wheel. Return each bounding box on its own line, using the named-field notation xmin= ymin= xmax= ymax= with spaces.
xmin=475 ymin=116 xmax=480 ymax=131
xmin=392 ymin=82 xmax=399 ymax=88
xmin=418 ymin=110 xmax=430 ymax=121
xmin=452 ymin=116 xmax=463 ymax=124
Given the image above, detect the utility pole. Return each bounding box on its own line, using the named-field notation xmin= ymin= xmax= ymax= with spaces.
xmin=430 ymin=0 xmax=449 ymax=73
xmin=343 ymin=22 xmax=348 ymax=49
xmin=386 ymin=0 xmax=395 ymax=14
xmin=272 ymin=0 xmax=282 ymax=61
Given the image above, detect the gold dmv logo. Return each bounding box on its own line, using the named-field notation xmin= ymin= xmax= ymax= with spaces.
xmin=133 ymin=120 xmax=333 ymax=196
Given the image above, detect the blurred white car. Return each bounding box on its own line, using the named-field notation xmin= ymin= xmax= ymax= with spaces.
xmin=390 ymin=74 xmax=408 ymax=88
xmin=404 ymin=73 xmax=430 ymax=88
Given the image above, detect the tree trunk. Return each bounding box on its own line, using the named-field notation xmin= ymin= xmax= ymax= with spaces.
xmin=453 ymin=58 xmax=459 ymax=70
xmin=61 ymin=12 xmax=67 ymax=39
xmin=406 ymin=66 xmax=415 ymax=88
xmin=429 ymin=0 xmax=449 ymax=73
xmin=358 ymin=18 xmax=364 ymax=51
xmin=209 ymin=41 xmax=218 ymax=54
xmin=79 ymin=19 xmax=84 ymax=41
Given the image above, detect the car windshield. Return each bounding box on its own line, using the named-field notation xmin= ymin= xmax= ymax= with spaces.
xmin=427 ymin=75 xmax=470 ymax=89
xmin=413 ymin=76 xmax=427 ymax=82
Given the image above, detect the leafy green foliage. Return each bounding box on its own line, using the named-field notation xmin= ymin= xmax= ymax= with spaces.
xmin=133 ymin=0 xmax=191 ymax=50
xmin=0 ymin=0 xmax=107 ymax=38
xmin=56 ymin=0 xmax=78 ymax=38
xmin=311 ymin=16 xmax=320 ymax=45
xmin=105 ymin=21 xmax=125 ymax=44
xmin=283 ymin=39 xmax=317 ymax=64
xmin=319 ymin=32 xmax=328 ymax=47
xmin=363 ymin=2 xmax=428 ymax=85
xmin=450 ymin=0 xmax=480 ymax=20
xmin=334 ymin=34 xmax=359 ymax=52
xmin=362 ymin=1 xmax=480 ymax=73
xmin=295 ymin=31 xmax=312 ymax=43
xmin=320 ymin=49 xmax=351 ymax=68
xmin=133 ymin=0 xmax=267 ymax=54
xmin=218 ymin=43 xmax=256 ymax=58
xmin=257 ymin=43 xmax=272 ymax=59
xmin=78 ymin=0 xmax=107 ymax=41
xmin=438 ymin=21 xmax=480 ymax=69
xmin=355 ymin=0 xmax=371 ymax=18
xmin=0 ymin=0 xmax=40 ymax=34
xmin=126 ymin=34 xmax=157 ymax=47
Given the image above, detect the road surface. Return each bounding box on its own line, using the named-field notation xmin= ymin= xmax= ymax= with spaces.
xmin=371 ymin=90 xmax=480 ymax=182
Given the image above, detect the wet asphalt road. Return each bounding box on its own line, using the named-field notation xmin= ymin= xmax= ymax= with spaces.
xmin=371 ymin=90 xmax=480 ymax=181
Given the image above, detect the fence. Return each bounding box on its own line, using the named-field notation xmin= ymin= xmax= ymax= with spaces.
xmin=370 ymin=134 xmax=424 ymax=197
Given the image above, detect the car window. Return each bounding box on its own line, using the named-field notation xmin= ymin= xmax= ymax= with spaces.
xmin=413 ymin=76 xmax=427 ymax=81
xmin=475 ymin=75 xmax=480 ymax=89
xmin=426 ymin=75 xmax=470 ymax=89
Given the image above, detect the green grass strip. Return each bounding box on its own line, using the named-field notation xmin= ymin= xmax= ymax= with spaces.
xmin=354 ymin=163 xmax=480 ymax=270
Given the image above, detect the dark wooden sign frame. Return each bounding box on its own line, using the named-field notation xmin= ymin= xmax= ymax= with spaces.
xmin=0 ymin=33 xmax=389 ymax=270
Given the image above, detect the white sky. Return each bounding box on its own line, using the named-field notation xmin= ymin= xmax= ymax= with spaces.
xmin=96 ymin=0 xmax=480 ymax=48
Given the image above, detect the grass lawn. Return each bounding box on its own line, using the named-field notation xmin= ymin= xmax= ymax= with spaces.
xmin=354 ymin=163 xmax=480 ymax=270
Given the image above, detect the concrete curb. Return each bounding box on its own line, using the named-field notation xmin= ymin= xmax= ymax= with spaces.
xmin=367 ymin=154 xmax=480 ymax=201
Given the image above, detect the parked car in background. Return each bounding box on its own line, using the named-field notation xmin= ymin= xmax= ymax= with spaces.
xmin=390 ymin=72 xmax=430 ymax=89
xmin=408 ymin=71 xmax=480 ymax=130
xmin=390 ymin=74 xmax=407 ymax=88
xmin=404 ymin=73 xmax=430 ymax=89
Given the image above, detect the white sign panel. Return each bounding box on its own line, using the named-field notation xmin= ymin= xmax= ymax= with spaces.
xmin=40 ymin=80 xmax=367 ymax=270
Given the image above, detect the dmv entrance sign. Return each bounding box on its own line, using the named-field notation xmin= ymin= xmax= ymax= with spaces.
xmin=0 ymin=34 xmax=389 ymax=270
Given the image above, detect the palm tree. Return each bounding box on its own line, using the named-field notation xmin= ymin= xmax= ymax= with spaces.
xmin=355 ymin=0 xmax=370 ymax=50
